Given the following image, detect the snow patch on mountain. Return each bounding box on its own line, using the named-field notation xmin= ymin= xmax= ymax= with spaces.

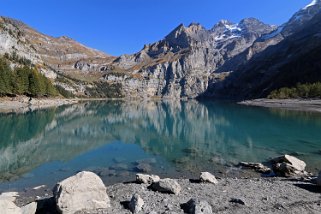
xmin=303 ymin=0 xmax=318 ymax=9
xmin=224 ymin=23 xmax=242 ymax=32
xmin=261 ymin=26 xmax=284 ymax=40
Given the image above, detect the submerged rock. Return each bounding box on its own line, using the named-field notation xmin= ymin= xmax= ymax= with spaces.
xmin=200 ymin=172 xmax=218 ymax=184
xmin=53 ymin=171 xmax=110 ymax=214
xmin=270 ymin=155 xmax=307 ymax=177
xmin=181 ymin=198 xmax=213 ymax=214
xmin=136 ymin=174 xmax=160 ymax=184
xmin=151 ymin=178 xmax=181 ymax=195
xmin=239 ymin=162 xmax=271 ymax=174
xmin=134 ymin=163 xmax=152 ymax=173
xmin=128 ymin=194 xmax=144 ymax=213
xmin=316 ymin=171 xmax=321 ymax=186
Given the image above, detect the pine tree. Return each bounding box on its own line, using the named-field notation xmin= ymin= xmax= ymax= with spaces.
xmin=28 ymin=68 xmax=42 ymax=97
xmin=14 ymin=67 xmax=30 ymax=95
xmin=0 ymin=57 xmax=13 ymax=96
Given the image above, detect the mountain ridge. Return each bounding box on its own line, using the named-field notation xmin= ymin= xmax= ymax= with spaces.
xmin=0 ymin=0 xmax=320 ymax=99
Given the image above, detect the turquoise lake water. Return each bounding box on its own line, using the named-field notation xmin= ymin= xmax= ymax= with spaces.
xmin=0 ymin=100 xmax=321 ymax=191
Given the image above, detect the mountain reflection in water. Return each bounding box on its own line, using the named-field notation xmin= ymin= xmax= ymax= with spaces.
xmin=0 ymin=100 xmax=321 ymax=190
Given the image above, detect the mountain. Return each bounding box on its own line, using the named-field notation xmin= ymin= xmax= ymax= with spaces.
xmin=215 ymin=0 xmax=321 ymax=75
xmin=98 ymin=18 xmax=274 ymax=98
xmin=0 ymin=0 xmax=320 ymax=99
xmin=204 ymin=0 xmax=321 ymax=100
xmin=0 ymin=16 xmax=115 ymax=96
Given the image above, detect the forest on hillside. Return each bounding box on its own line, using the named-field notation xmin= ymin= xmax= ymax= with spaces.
xmin=268 ymin=82 xmax=321 ymax=99
xmin=0 ymin=55 xmax=58 ymax=97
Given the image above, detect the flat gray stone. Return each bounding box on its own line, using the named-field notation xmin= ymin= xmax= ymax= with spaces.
xmin=151 ymin=178 xmax=181 ymax=195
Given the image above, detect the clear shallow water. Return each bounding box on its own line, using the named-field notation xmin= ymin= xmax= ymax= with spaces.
xmin=0 ymin=100 xmax=321 ymax=191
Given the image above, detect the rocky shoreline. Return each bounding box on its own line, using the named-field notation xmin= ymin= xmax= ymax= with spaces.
xmin=2 ymin=97 xmax=321 ymax=115
xmin=239 ymin=99 xmax=321 ymax=113
xmin=1 ymin=155 xmax=321 ymax=214
xmin=0 ymin=96 xmax=80 ymax=114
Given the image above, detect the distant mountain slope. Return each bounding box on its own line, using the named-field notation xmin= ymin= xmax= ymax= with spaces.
xmin=0 ymin=17 xmax=114 ymax=72
xmin=204 ymin=1 xmax=321 ymax=100
xmin=215 ymin=0 xmax=321 ymax=74
xmin=0 ymin=16 xmax=116 ymax=96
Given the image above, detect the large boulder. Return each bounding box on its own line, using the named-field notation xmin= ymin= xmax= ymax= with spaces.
xmin=53 ymin=171 xmax=110 ymax=214
xmin=270 ymin=155 xmax=307 ymax=177
xmin=0 ymin=192 xmax=37 ymax=214
xmin=151 ymin=178 xmax=181 ymax=195
xmin=0 ymin=198 xmax=36 ymax=214
xmin=21 ymin=202 xmax=37 ymax=214
xmin=0 ymin=200 xmax=21 ymax=214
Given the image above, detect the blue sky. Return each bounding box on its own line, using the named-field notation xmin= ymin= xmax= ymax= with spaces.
xmin=0 ymin=0 xmax=312 ymax=56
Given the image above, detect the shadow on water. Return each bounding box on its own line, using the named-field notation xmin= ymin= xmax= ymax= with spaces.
xmin=0 ymin=100 xmax=321 ymax=190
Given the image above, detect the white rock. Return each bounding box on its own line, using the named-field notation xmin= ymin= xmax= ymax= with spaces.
xmin=136 ymin=174 xmax=160 ymax=184
xmin=200 ymin=172 xmax=218 ymax=184
xmin=0 ymin=192 xmax=19 ymax=202
xmin=53 ymin=171 xmax=110 ymax=214
xmin=0 ymin=200 xmax=21 ymax=214
xmin=21 ymin=202 xmax=37 ymax=214
xmin=33 ymin=185 xmax=46 ymax=190
xmin=128 ymin=194 xmax=144 ymax=213
xmin=151 ymin=178 xmax=181 ymax=195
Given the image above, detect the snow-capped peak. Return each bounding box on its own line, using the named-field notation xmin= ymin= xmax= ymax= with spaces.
xmin=303 ymin=0 xmax=319 ymax=9
xmin=224 ymin=23 xmax=242 ymax=32
xmin=213 ymin=22 xmax=242 ymax=42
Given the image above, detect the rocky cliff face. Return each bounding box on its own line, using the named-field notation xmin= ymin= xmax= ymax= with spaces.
xmin=215 ymin=0 xmax=321 ymax=75
xmin=98 ymin=19 xmax=274 ymax=99
xmin=205 ymin=0 xmax=321 ymax=100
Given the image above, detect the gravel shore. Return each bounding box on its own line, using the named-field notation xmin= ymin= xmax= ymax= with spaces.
xmin=239 ymin=99 xmax=321 ymax=113
xmin=10 ymin=176 xmax=321 ymax=214
xmin=0 ymin=96 xmax=79 ymax=113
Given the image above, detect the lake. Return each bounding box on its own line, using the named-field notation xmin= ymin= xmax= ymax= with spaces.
xmin=0 ymin=100 xmax=321 ymax=191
